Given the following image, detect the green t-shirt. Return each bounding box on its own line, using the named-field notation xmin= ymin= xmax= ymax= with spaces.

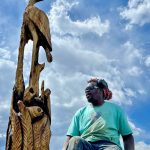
xmin=67 ymin=101 xmax=132 ymax=147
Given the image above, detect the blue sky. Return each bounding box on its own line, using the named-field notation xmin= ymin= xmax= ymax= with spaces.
xmin=0 ymin=0 xmax=150 ymax=149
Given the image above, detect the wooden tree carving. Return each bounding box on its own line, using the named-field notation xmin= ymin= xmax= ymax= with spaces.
xmin=6 ymin=0 xmax=52 ymax=149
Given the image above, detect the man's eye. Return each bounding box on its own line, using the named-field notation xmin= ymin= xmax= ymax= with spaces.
xmin=85 ymin=89 xmax=91 ymax=92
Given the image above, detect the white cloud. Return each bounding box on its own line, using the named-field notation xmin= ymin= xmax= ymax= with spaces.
xmin=0 ymin=58 xmax=16 ymax=101
xmin=127 ymin=66 xmax=143 ymax=76
xmin=0 ymin=48 xmax=11 ymax=59
xmin=124 ymin=88 xmax=136 ymax=97
xmin=108 ymin=76 xmax=133 ymax=105
xmin=0 ymin=49 xmax=16 ymax=140
xmin=118 ymin=41 xmax=144 ymax=78
xmin=0 ymin=33 xmax=6 ymax=46
xmin=44 ymin=2 xmax=150 ymax=148
xmin=120 ymin=0 xmax=150 ymax=29
xmin=49 ymin=0 xmax=110 ymax=36
xmin=145 ymin=55 xmax=150 ymax=67
xmin=25 ymin=0 xmax=28 ymax=3
xmin=138 ymin=89 xmax=146 ymax=95
xmin=44 ymin=0 xmax=146 ymax=110
xmin=122 ymin=141 xmax=150 ymax=150
xmin=50 ymin=135 xmax=65 ymax=150
xmin=0 ymin=13 xmax=9 ymax=27
xmin=0 ymin=133 xmax=6 ymax=138
xmin=135 ymin=141 xmax=150 ymax=150
xmin=0 ymin=59 xmax=15 ymax=68
xmin=122 ymin=41 xmax=143 ymax=64
xmin=0 ymin=0 xmax=149 ymax=149
xmin=47 ymin=38 xmax=138 ymax=106
xmin=129 ymin=121 xmax=143 ymax=136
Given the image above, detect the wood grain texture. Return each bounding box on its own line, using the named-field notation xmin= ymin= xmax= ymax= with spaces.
xmin=6 ymin=0 xmax=52 ymax=149
xmin=11 ymin=110 xmax=22 ymax=150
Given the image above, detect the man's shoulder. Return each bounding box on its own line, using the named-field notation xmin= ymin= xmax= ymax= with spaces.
xmin=105 ymin=101 xmax=122 ymax=110
xmin=104 ymin=101 xmax=125 ymax=118
xmin=75 ymin=106 xmax=88 ymax=116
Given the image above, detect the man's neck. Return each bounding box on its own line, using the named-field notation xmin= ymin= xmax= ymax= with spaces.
xmin=91 ymin=100 xmax=105 ymax=107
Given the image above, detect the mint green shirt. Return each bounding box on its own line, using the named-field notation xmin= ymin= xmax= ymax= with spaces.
xmin=67 ymin=101 xmax=132 ymax=147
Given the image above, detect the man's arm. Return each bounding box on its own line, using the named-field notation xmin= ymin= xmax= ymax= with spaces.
xmin=62 ymin=136 xmax=72 ymax=150
xmin=122 ymin=134 xmax=134 ymax=150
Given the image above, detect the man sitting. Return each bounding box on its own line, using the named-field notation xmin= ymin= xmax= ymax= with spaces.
xmin=62 ymin=78 xmax=134 ymax=150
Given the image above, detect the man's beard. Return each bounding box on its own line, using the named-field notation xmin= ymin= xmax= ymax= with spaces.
xmin=87 ymin=96 xmax=98 ymax=104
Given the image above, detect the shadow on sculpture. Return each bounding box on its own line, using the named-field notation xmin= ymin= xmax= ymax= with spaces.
xmin=6 ymin=0 xmax=52 ymax=149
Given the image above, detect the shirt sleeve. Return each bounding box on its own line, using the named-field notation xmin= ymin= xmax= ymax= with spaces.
xmin=118 ymin=107 xmax=133 ymax=136
xmin=66 ymin=110 xmax=80 ymax=136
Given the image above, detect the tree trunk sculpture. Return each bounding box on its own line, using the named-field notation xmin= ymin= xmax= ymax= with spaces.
xmin=6 ymin=0 xmax=52 ymax=149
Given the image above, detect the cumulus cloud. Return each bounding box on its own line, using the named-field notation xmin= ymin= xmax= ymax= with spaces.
xmin=135 ymin=141 xmax=150 ymax=150
xmin=25 ymin=0 xmax=28 ymax=3
xmin=124 ymin=88 xmax=136 ymax=97
xmin=145 ymin=55 xmax=150 ymax=67
xmin=129 ymin=121 xmax=143 ymax=136
xmin=49 ymin=0 xmax=110 ymax=36
xmin=30 ymin=0 xmax=143 ymax=107
xmin=127 ymin=66 xmax=143 ymax=76
xmin=31 ymin=1 xmax=145 ymax=147
xmin=0 ymin=133 xmax=6 ymax=138
xmin=122 ymin=41 xmax=143 ymax=64
xmin=0 ymin=0 xmax=149 ymax=149
xmin=0 ymin=58 xmax=16 ymax=101
xmin=138 ymin=89 xmax=146 ymax=95
xmin=0 ymin=48 xmax=11 ymax=59
xmin=43 ymin=37 xmax=140 ymax=105
xmin=0 ymin=48 xmax=16 ymax=148
xmin=41 ymin=3 xmax=148 ymax=148
xmin=120 ymin=0 xmax=150 ymax=29
xmin=117 ymin=41 xmax=144 ymax=80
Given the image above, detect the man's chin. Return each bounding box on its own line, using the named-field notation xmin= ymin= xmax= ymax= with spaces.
xmin=87 ymin=98 xmax=96 ymax=103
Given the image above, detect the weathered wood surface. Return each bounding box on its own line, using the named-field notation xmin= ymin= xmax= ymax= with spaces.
xmin=6 ymin=0 xmax=52 ymax=149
